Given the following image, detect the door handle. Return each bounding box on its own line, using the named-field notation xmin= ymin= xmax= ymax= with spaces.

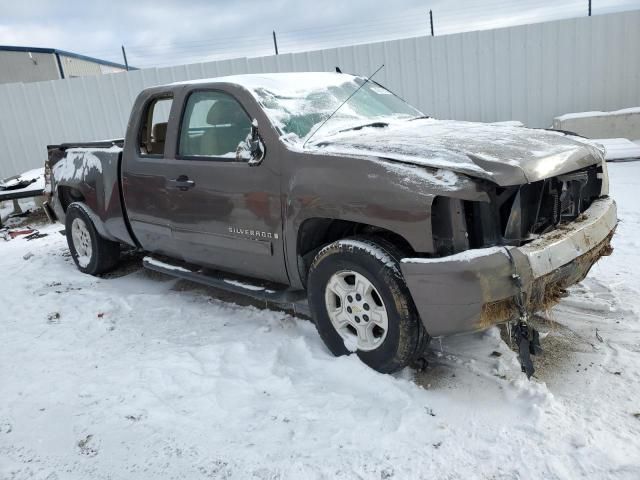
xmin=167 ymin=175 xmax=195 ymax=191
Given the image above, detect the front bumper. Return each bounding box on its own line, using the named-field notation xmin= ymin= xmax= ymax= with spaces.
xmin=400 ymin=197 xmax=617 ymax=337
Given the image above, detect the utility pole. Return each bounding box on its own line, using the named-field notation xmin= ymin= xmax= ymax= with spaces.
xmin=272 ymin=31 xmax=279 ymax=55
xmin=121 ymin=45 xmax=129 ymax=71
xmin=429 ymin=10 xmax=434 ymax=36
xmin=588 ymin=0 xmax=592 ymax=16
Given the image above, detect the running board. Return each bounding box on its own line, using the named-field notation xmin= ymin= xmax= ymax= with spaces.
xmin=142 ymin=256 xmax=310 ymax=316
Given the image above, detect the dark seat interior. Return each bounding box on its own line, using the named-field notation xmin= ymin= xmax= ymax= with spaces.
xmin=148 ymin=122 xmax=168 ymax=155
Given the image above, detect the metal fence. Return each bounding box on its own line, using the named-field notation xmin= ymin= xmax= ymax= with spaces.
xmin=1 ymin=10 xmax=639 ymax=178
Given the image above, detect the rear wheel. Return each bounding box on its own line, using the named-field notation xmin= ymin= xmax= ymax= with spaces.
xmin=307 ymin=237 xmax=428 ymax=373
xmin=65 ymin=203 xmax=120 ymax=275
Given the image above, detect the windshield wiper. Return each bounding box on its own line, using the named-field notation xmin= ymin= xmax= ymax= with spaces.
xmin=338 ymin=121 xmax=389 ymax=133
xmin=303 ymin=64 xmax=385 ymax=148
xmin=408 ymin=115 xmax=431 ymax=121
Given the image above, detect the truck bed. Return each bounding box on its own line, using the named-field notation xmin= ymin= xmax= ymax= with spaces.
xmin=44 ymin=139 xmax=135 ymax=247
xmin=54 ymin=139 xmax=125 ymax=150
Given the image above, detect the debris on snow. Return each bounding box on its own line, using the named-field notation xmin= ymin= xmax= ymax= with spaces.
xmin=596 ymin=329 xmax=604 ymax=342
xmin=77 ymin=434 xmax=99 ymax=457
xmin=0 ymin=167 xmax=44 ymax=192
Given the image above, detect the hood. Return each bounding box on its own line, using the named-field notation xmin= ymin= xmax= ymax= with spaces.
xmin=308 ymin=118 xmax=604 ymax=186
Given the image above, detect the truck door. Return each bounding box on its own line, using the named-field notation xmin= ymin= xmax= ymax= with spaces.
xmin=121 ymin=92 xmax=180 ymax=257
xmin=127 ymin=88 xmax=288 ymax=284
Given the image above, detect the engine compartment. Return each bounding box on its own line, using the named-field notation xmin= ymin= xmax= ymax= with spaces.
xmin=431 ymin=164 xmax=604 ymax=255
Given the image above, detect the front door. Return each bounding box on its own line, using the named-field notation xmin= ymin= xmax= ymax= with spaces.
xmin=160 ymin=89 xmax=287 ymax=284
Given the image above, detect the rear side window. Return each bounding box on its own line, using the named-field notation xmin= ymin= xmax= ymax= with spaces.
xmin=178 ymin=91 xmax=251 ymax=159
xmin=139 ymin=96 xmax=173 ymax=156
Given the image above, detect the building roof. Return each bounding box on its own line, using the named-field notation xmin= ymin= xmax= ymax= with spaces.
xmin=0 ymin=45 xmax=133 ymax=70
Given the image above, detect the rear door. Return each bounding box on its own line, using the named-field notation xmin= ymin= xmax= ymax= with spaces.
xmin=121 ymin=91 xmax=179 ymax=256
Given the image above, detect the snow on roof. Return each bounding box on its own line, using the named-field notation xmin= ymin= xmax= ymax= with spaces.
xmin=555 ymin=106 xmax=640 ymax=121
xmin=594 ymin=138 xmax=640 ymax=161
xmin=170 ymin=72 xmax=358 ymax=91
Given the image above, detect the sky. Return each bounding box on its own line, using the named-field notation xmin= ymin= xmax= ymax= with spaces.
xmin=1 ymin=0 xmax=639 ymax=69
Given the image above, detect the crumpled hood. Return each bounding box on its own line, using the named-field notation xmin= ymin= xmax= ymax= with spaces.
xmin=309 ymin=118 xmax=604 ymax=186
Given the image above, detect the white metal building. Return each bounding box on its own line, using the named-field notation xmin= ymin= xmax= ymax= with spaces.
xmin=0 ymin=11 xmax=638 ymax=178
xmin=0 ymin=45 xmax=130 ymax=85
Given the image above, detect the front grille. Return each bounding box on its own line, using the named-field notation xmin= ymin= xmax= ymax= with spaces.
xmin=464 ymin=165 xmax=602 ymax=249
xmin=501 ymin=165 xmax=601 ymax=244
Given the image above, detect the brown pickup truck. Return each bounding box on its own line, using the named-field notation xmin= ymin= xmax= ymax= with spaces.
xmin=44 ymin=72 xmax=616 ymax=375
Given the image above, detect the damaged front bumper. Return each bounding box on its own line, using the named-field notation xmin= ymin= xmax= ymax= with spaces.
xmin=400 ymin=196 xmax=617 ymax=337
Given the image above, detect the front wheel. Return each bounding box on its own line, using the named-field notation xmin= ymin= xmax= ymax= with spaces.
xmin=307 ymin=237 xmax=428 ymax=373
xmin=65 ymin=203 xmax=120 ymax=275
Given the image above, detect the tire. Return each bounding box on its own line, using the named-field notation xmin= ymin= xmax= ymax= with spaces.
xmin=307 ymin=236 xmax=429 ymax=373
xmin=65 ymin=203 xmax=120 ymax=275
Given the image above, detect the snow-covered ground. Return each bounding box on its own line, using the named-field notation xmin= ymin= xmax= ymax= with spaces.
xmin=1 ymin=163 xmax=639 ymax=479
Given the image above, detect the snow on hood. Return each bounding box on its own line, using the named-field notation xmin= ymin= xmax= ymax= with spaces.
xmin=305 ymin=118 xmax=605 ymax=186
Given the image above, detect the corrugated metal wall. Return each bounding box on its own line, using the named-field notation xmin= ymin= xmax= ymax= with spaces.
xmin=1 ymin=10 xmax=639 ymax=178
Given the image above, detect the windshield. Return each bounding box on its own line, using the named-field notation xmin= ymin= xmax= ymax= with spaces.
xmin=250 ymin=76 xmax=422 ymax=143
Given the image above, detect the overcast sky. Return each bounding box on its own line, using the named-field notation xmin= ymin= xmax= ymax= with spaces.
xmin=1 ymin=0 xmax=638 ymax=68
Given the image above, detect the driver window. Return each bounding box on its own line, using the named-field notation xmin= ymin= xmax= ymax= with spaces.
xmin=179 ymin=91 xmax=252 ymax=159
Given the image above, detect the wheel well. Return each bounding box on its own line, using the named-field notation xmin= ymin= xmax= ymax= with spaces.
xmin=296 ymin=218 xmax=415 ymax=286
xmin=430 ymin=196 xmax=469 ymax=256
xmin=58 ymin=186 xmax=85 ymax=212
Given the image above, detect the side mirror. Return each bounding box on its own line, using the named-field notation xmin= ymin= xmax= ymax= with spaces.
xmin=247 ymin=120 xmax=265 ymax=166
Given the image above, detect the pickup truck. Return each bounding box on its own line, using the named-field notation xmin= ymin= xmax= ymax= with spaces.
xmin=44 ymin=72 xmax=617 ymax=375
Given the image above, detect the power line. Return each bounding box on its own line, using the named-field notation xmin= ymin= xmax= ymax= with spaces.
xmin=77 ymin=1 xmax=548 ymax=56
xmin=70 ymin=1 xmax=640 ymax=68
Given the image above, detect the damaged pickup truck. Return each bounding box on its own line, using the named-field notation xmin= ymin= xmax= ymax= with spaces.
xmin=44 ymin=72 xmax=617 ymax=376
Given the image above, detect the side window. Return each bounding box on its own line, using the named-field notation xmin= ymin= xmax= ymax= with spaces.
xmin=179 ymin=91 xmax=252 ymax=159
xmin=139 ymin=96 xmax=173 ymax=156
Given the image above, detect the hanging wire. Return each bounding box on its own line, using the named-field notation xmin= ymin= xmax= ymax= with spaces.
xmin=71 ymin=0 xmax=640 ymax=68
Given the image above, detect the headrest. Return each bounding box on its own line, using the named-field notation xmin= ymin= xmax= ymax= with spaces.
xmin=206 ymin=99 xmax=246 ymax=125
xmin=152 ymin=122 xmax=167 ymax=141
